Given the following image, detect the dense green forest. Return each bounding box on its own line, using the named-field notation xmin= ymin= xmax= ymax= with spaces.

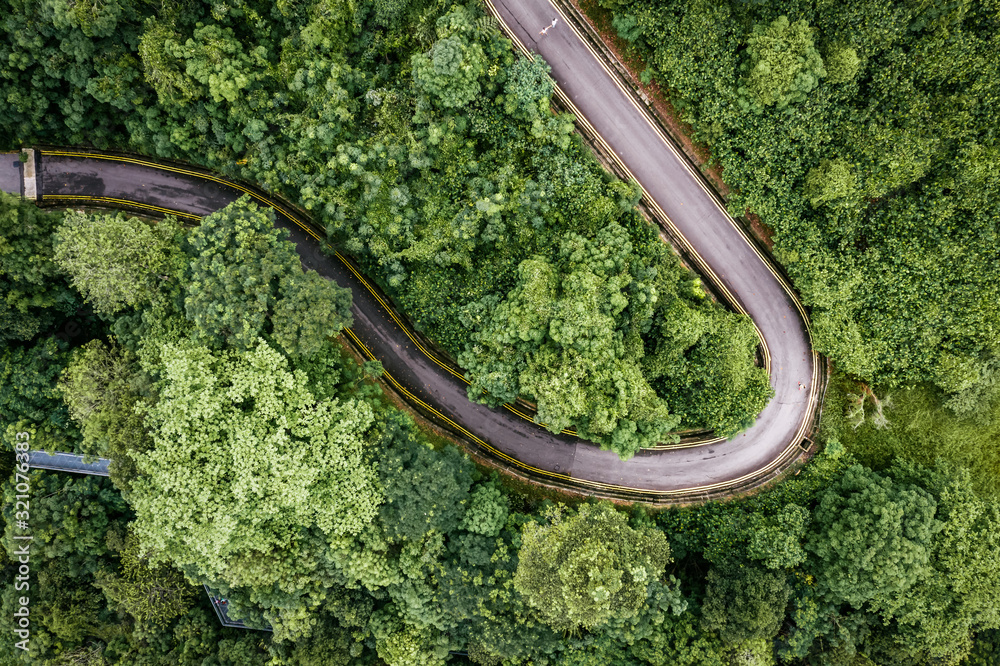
xmin=0 ymin=0 xmax=773 ymax=458
xmin=601 ymin=0 xmax=1000 ymax=410
xmin=2 ymin=0 xmax=1000 ymax=664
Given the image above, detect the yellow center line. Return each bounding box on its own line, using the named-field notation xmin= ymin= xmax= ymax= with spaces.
xmin=479 ymin=2 xmax=821 ymax=478
xmin=44 ymin=194 xmax=203 ymax=221
xmin=38 ymin=144 xmax=808 ymax=496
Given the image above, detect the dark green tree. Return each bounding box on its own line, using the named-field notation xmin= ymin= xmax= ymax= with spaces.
xmin=806 ymin=464 xmax=942 ymax=613
xmin=94 ymin=527 xmax=196 ymax=629
xmin=412 ymin=6 xmax=488 ymax=110
xmin=461 ymin=223 xmax=682 ymax=458
xmin=0 ymin=337 xmax=72 ymax=443
xmin=700 ymin=562 xmax=790 ymax=645
xmin=377 ymin=411 xmax=474 ymax=542
xmin=184 ymin=197 xmax=352 ymax=355
xmin=0 ymin=193 xmax=77 ymax=341
xmin=746 ymin=503 xmax=809 ymax=570
xmin=58 ymin=338 xmax=152 ymax=492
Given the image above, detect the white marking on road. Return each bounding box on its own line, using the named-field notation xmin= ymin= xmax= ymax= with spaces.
xmin=21 ymin=148 xmax=36 ymax=200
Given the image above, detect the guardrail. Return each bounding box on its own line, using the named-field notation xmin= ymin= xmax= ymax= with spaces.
xmin=204 ymin=585 xmax=272 ymax=632
xmin=28 ymin=131 xmax=823 ymax=505
xmin=27 ymin=450 xmax=109 ymax=476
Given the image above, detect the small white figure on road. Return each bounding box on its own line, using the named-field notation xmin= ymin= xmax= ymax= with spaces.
xmin=539 ymin=17 xmax=558 ymax=36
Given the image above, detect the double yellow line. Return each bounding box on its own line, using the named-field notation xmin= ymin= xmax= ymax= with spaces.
xmin=38 ymin=120 xmax=805 ymax=497
xmin=43 ymin=149 xmax=583 ymax=432
xmin=43 ymin=194 xmax=203 ymax=221
xmin=481 ymin=0 xmax=820 ymax=466
xmin=43 ymin=150 xmax=310 ymax=234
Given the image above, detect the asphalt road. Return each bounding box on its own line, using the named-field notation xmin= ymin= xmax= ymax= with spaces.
xmin=487 ymin=0 xmax=819 ymax=482
xmin=32 ymin=145 xmax=814 ymax=498
xmin=9 ymin=4 xmax=818 ymax=500
xmin=1 ymin=152 xmax=22 ymax=196
xmin=8 ymin=1 xmax=818 ymax=498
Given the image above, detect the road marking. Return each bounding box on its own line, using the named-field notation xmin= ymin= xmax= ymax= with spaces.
xmin=37 ymin=136 xmax=815 ymax=497
xmin=21 ymin=148 xmax=36 ymax=200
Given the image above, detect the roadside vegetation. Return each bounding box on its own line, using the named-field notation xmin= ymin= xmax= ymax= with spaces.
xmin=1 ymin=0 xmax=999 ymax=664
xmin=822 ymin=372 xmax=1000 ymax=499
xmin=0 ymin=0 xmax=771 ymax=458
xmin=598 ymin=0 xmax=1000 ymax=408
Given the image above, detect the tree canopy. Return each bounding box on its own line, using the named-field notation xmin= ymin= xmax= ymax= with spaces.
xmin=3 ymin=0 xmax=999 ymax=662
xmin=185 ymin=197 xmax=352 ymax=356
xmin=606 ymin=0 xmax=1000 ymax=409
xmin=53 ymin=212 xmax=183 ymax=315
xmin=806 ymin=463 xmax=941 ymax=612
xmin=130 ymin=339 xmax=382 ymax=589
xmin=0 ymin=193 xmax=78 ymax=341
xmin=738 ymin=15 xmax=826 ymax=111
xmin=513 ymin=502 xmax=672 ymax=633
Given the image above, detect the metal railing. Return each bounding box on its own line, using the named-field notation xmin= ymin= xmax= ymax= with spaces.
xmin=27 ymin=450 xmax=109 ymax=476
xmin=26 ymin=451 xmax=267 ymax=631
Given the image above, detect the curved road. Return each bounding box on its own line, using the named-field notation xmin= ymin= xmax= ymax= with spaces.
xmin=6 ymin=14 xmax=818 ymax=500
xmin=484 ymin=0 xmax=820 ymax=488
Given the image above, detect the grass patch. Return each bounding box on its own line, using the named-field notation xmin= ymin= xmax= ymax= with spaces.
xmin=821 ymin=371 xmax=1000 ymax=497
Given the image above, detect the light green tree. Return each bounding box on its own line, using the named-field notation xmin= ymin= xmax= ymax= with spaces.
xmin=738 ymin=15 xmax=826 ymax=111
xmin=48 ymin=0 xmax=132 ymax=38
xmin=803 ymin=158 xmax=858 ymax=208
xmin=369 ymin=606 xmax=451 ymax=666
xmin=130 ymin=339 xmax=382 ymax=590
xmin=460 ymin=481 xmax=509 ymax=537
xmin=728 ymin=638 xmax=777 ymax=666
xmin=53 ymin=211 xmax=183 ymax=315
xmin=932 ymin=351 xmax=1000 ymax=416
xmin=163 ymin=23 xmax=264 ymax=105
xmin=513 ymin=502 xmax=671 ymax=633
xmin=824 ymin=45 xmax=860 ymax=84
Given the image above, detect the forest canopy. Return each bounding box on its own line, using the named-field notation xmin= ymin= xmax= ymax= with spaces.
xmin=2 ymin=0 xmax=1000 ymax=664
xmin=0 ymin=0 xmax=772 ymax=458
xmin=602 ymin=0 xmax=1000 ymax=412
